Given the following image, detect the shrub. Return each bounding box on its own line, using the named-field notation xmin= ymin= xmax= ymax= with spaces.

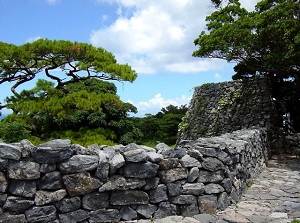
xmin=0 ymin=122 xmax=30 ymax=143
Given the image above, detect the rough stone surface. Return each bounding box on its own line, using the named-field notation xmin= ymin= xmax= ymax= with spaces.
xmin=99 ymin=175 xmax=145 ymax=192
xmin=0 ymin=126 xmax=274 ymax=223
xmin=110 ymin=153 xmax=125 ymax=174
xmin=187 ymin=167 xmax=199 ymax=182
xmin=123 ymin=149 xmax=149 ymax=162
xmin=55 ymin=196 xmax=81 ymax=213
xmin=159 ymin=158 xmax=181 ymax=170
xmin=177 ymin=78 xmax=277 ymax=146
xmin=58 ymin=155 xmax=99 ymax=174
xmin=25 ymin=205 xmax=57 ymax=223
xmin=123 ymin=162 xmax=159 ymax=178
xmin=136 ymin=204 xmax=157 ymax=218
xmin=120 ymin=206 xmax=137 ymax=221
xmin=198 ymin=170 xmax=224 ymax=183
xmin=34 ymin=189 xmax=67 ymax=205
xmin=3 ymin=196 xmax=34 ymax=213
xmin=154 ymin=202 xmax=178 ymax=219
xmin=158 ymin=168 xmax=188 ymax=183
xmin=0 ymin=172 xmax=8 ymax=193
xmin=82 ymin=191 xmax=109 ymax=210
xmin=149 ymin=184 xmax=168 ymax=203
xmin=0 ymin=143 xmax=21 ymax=160
xmin=110 ymin=190 xmax=149 ymax=205
xmin=95 ymin=151 xmax=109 ymax=180
xmin=180 ymin=155 xmax=202 ymax=168
xmin=89 ymin=209 xmax=121 ymax=223
xmin=182 ymin=183 xmax=205 ymax=195
xmin=0 ymin=213 xmax=26 ymax=223
xmin=32 ymin=143 xmax=74 ymax=164
xmin=8 ymin=161 xmax=40 ymax=180
xmin=167 ymin=181 xmax=183 ymax=196
xmin=38 ymin=171 xmax=63 ymax=190
xmin=63 ymin=172 xmax=102 ymax=196
xmin=201 ymin=157 xmax=224 ymax=172
xmin=59 ymin=209 xmax=89 ymax=223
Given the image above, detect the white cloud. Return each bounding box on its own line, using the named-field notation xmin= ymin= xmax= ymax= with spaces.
xmin=129 ymin=93 xmax=191 ymax=116
xmin=26 ymin=36 xmax=42 ymax=43
xmin=46 ymin=0 xmax=59 ymax=5
xmin=91 ymin=0 xmax=260 ymax=75
xmin=1 ymin=107 xmax=12 ymax=116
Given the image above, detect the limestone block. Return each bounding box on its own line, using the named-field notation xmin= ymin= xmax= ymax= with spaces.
xmin=123 ymin=149 xmax=149 ymax=162
xmin=63 ymin=172 xmax=102 ymax=196
xmin=169 ymin=195 xmax=197 ymax=205
xmin=55 ymin=196 xmax=81 ymax=213
xmin=89 ymin=209 xmax=120 ymax=223
xmin=198 ymin=195 xmax=218 ymax=214
xmin=136 ymin=204 xmax=157 ymax=218
xmin=149 ymin=184 xmax=168 ymax=203
xmin=204 ymin=183 xmax=225 ymax=194
xmin=167 ymin=181 xmax=183 ymax=196
xmin=8 ymin=161 xmax=40 ymax=180
xmin=180 ymin=155 xmax=202 ymax=168
xmin=146 ymin=152 xmax=164 ymax=162
xmin=198 ymin=170 xmax=224 ymax=183
xmin=110 ymin=190 xmax=149 ymax=205
xmin=0 ymin=143 xmax=21 ymax=160
xmin=109 ymin=153 xmax=125 ymax=174
xmin=201 ymin=157 xmax=224 ymax=171
xmin=162 ymin=148 xmax=186 ymax=159
xmin=153 ymin=202 xmax=178 ymax=219
xmin=82 ymin=191 xmax=109 ymax=210
xmin=123 ymin=161 xmax=159 ymax=179
xmin=158 ymin=168 xmax=188 ymax=183
xmin=159 ymin=158 xmax=181 ymax=170
xmin=8 ymin=180 xmax=36 ymax=198
xmin=25 ymin=205 xmax=57 ymax=223
xmin=3 ymin=196 xmax=34 ymax=213
xmin=58 ymin=155 xmax=99 ymax=174
xmin=0 ymin=172 xmax=8 ymax=193
xmin=95 ymin=151 xmax=109 ymax=180
xmin=38 ymin=171 xmax=63 ymax=190
xmin=34 ymin=189 xmax=67 ymax=206
xmin=59 ymin=209 xmax=89 ymax=223
xmin=182 ymin=183 xmax=205 ymax=195
xmin=120 ymin=206 xmax=137 ymax=221
xmin=32 ymin=146 xmax=74 ymax=164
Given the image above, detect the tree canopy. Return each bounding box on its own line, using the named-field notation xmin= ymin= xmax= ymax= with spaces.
xmin=193 ymin=0 xmax=300 ymax=129
xmin=0 ymin=39 xmax=137 ymax=101
xmin=2 ymin=78 xmax=138 ymax=145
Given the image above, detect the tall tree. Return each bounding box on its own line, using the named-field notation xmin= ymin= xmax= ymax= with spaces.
xmin=0 ymin=39 xmax=137 ymax=110
xmin=193 ymin=0 xmax=300 ymax=129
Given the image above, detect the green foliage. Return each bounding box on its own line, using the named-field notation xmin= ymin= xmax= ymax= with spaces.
xmin=132 ymin=104 xmax=188 ymax=145
xmin=0 ymin=39 xmax=137 ymax=99
xmin=2 ymin=78 xmax=137 ymax=145
xmin=50 ymin=127 xmax=116 ymax=147
xmin=0 ymin=121 xmax=30 ymax=143
xmin=291 ymin=219 xmax=300 ymax=223
xmin=194 ymin=0 xmax=300 ymax=130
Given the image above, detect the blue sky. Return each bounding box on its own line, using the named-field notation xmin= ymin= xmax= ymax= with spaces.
xmin=0 ymin=0 xmax=258 ymax=116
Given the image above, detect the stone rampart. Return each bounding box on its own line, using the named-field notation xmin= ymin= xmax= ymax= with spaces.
xmin=0 ymin=128 xmax=268 ymax=222
xmin=178 ymin=78 xmax=279 ymax=151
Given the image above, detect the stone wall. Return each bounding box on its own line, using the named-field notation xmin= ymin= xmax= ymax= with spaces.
xmin=0 ymin=128 xmax=268 ymax=222
xmin=178 ymin=78 xmax=279 ymax=148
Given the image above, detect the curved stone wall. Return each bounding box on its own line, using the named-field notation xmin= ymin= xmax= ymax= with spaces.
xmin=178 ymin=78 xmax=279 ymax=144
xmin=0 ymin=128 xmax=268 ymax=222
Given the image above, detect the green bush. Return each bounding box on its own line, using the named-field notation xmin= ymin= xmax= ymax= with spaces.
xmin=49 ymin=127 xmax=116 ymax=147
xmin=0 ymin=122 xmax=30 ymax=143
